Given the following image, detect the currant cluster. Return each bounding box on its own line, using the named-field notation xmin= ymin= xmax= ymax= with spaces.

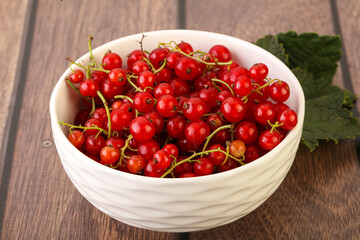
xmin=59 ymin=35 xmax=298 ymax=178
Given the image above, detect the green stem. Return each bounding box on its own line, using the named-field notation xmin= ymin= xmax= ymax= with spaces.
xmin=58 ymin=120 xmax=108 ymax=135
xmin=88 ymin=34 xmax=99 ymax=69
xmin=201 ymin=124 xmax=233 ymax=156
xmin=65 ymin=79 xmax=92 ymax=103
xmin=114 ymin=95 xmax=134 ymax=103
xmin=153 ymin=58 xmax=167 ymax=75
xmin=97 ymin=91 xmax=111 ymax=139
xmin=211 ymin=78 xmax=235 ymax=96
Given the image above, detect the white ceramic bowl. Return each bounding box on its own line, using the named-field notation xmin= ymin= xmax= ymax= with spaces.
xmin=50 ymin=30 xmax=305 ymax=232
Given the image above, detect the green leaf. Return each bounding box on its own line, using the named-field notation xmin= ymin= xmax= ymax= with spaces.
xmin=255 ymin=35 xmax=289 ymax=65
xmin=292 ymin=67 xmax=360 ymax=151
xmin=277 ymin=31 xmax=342 ymax=85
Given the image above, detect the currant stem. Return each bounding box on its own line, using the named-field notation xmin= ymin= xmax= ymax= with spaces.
xmin=211 ymin=78 xmax=235 ymax=96
xmin=88 ymin=34 xmax=99 ymax=69
xmin=201 ymin=124 xmax=232 ymax=156
xmin=58 ymin=120 xmax=108 ymax=135
xmin=97 ymin=91 xmax=111 ymax=139
xmin=114 ymin=94 xmax=134 ymax=103
xmin=153 ymin=58 xmax=167 ymax=75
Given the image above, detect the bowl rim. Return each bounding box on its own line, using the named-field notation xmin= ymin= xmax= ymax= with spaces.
xmin=50 ymin=29 xmax=305 ymax=183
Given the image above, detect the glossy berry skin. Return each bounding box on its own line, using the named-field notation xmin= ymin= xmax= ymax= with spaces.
xmin=249 ymin=63 xmax=268 ymax=82
xmin=138 ymin=70 xmax=156 ymax=90
xmin=131 ymin=60 xmax=150 ymax=76
xmin=193 ymin=157 xmax=214 ymax=176
xmin=175 ymin=57 xmax=199 ymax=81
xmin=102 ymin=52 xmax=122 ymax=70
xmin=91 ymin=70 xmax=108 ymax=84
xmin=100 ymin=80 xmax=124 ymax=100
xmin=269 ymin=81 xmax=290 ymax=103
xmin=184 ymin=120 xmax=210 ymax=146
xmin=105 ymin=136 xmax=125 ymax=150
xmin=155 ymin=67 xmax=172 ymax=83
xmin=178 ymin=41 xmax=194 ymax=54
xmin=220 ymin=97 xmax=246 ymax=123
xmin=254 ymin=102 xmax=276 ymax=125
xmin=169 ymin=78 xmax=190 ymax=97
xmin=129 ymin=116 xmax=156 ymax=143
xmin=173 ymin=156 xmax=193 ymax=177
xmin=85 ymin=135 xmax=106 ymax=155
xmin=183 ymin=97 xmax=208 ymax=121
xmin=216 ymin=159 xmax=239 ymax=173
xmin=277 ymin=109 xmax=298 ymax=130
xmin=248 ymin=79 xmax=270 ymax=103
xmin=84 ymin=118 xmax=103 ymax=136
xmin=162 ymin=143 xmax=179 ymax=159
xmin=70 ymin=69 xmax=85 ymax=83
xmin=108 ymin=68 xmax=127 ymax=85
xmin=143 ymin=110 xmax=165 ymax=134
xmin=212 ymin=129 xmax=231 ymax=144
xmin=127 ymin=155 xmax=146 ymax=174
xmin=110 ymin=109 xmax=132 ymax=130
xmin=100 ymin=146 xmax=120 ymax=164
xmin=156 ymin=95 xmax=179 ymax=118
xmin=208 ymin=144 xmax=226 ymax=166
xmin=127 ymin=49 xmax=146 ymax=68
xmin=166 ymin=115 xmax=187 ymax=138
xmin=244 ymin=144 xmax=261 ymax=163
xmin=152 ymin=149 xmax=172 ymax=169
xmin=166 ymin=51 xmax=183 ymax=69
xmin=199 ymin=87 xmax=219 ymax=108
xmin=208 ymin=44 xmax=232 ymax=62
xmin=206 ymin=113 xmax=224 ymax=130
xmin=176 ymin=137 xmax=198 ymax=153
xmin=194 ymin=76 xmax=212 ymax=91
xmin=274 ymin=102 xmax=290 ymax=116
xmin=133 ymin=92 xmax=154 ymax=113
xmin=154 ymin=83 xmax=174 ymax=99
xmin=91 ymin=108 xmax=107 ymax=122
xmin=149 ymin=48 xmax=168 ymax=69
xmin=79 ymin=79 xmax=99 ymax=97
xmin=259 ymin=130 xmax=281 ymax=150
xmin=234 ymin=76 xmax=252 ymax=97
xmin=229 ymin=140 xmax=246 ymax=158
xmin=235 ymin=121 xmax=258 ymax=144
xmin=137 ymin=139 xmax=160 ymax=161
xmin=68 ymin=130 xmax=85 ymax=148
xmin=144 ymin=160 xmax=166 ymax=178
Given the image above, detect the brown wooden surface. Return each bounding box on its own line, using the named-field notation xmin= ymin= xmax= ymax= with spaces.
xmin=0 ymin=0 xmax=359 ymax=239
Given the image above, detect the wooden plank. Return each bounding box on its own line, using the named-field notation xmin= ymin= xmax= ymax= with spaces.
xmin=0 ymin=0 xmax=30 ymax=183
xmin=336 ymin=0 xmax=360 ymax=114
xmin=0 ymin=0 xmax=179 ymax=239
xmin=185 ymin=0 xmax=360 ymax=239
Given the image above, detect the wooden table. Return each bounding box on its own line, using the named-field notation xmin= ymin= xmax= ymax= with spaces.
xmin=0 ymin=0 xmax=359 ymax=239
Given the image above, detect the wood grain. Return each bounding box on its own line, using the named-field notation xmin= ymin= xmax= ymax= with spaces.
xmin=0 ymin=0 xmax=30 ymax=185
xmin=185 ymin=0 xmax=360 ymax=239
xmin=336 ymin=0 xmax=360 ymax=115
xmin=0 ymin=0 xmax=179 ymax=239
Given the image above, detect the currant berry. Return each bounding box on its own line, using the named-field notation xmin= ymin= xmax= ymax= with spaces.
xmin=208 ymin=144 xmax=226 ymax=166
xmin=154 ymin=83 xmax=174 ymax=99
xmin=169 ymin=78 xmax=190 ymax=97
xmin=193 ymin=157 xmax=214 ymax=176
xmin=138 ymin=70 xmax=156 ymax=89
xmin=91 ymin=70 xmax=108 ymax=84
xmin=254 ymin=101 xmax=276 ymax=125
xmin=173 ymin=156 xmax=193 ymax=177
xmin=68 ymin=130 xmax=85 ymax=148
xmin=178 ymin=41 xmax=194 ymax=54
xmin=277 ymin=109 xmax=298 ymax=130
xmin=208 ymin=44 xmax=232 ymax=62
xmin=105 ymin=136 xmax=125 ymax=150
xmin=110 ymin=108 xmax=132 ymax=130
xmin=152 ymin=149 xmax=172 ymax=169
xmin=85 ymin=135 xmax=106 ymax=155
xmin=156 ymin=95 xmax=179 ymax=118
xmin=179 ymin=172 xmax=197 ymax=178
xmin=233 ymin=76 xmax=252 ymax=97
xmin=249 ymin=63 xmax=268 ymax=82
xmin=100 ymin=146 xmax=120 ymax=164
xmin=229 ymin=140 xmax=246 ymax=158
xmin=206 ymin=113 xmax=224 ymax=130
xmin=102 ymin=52 xmax=122 ymax=70
xmin=199 ymin=87 xmax=219 ymax=108
xmin=137 ymin=139 xmax=160 ymax=161
xmin=244 ymin=144 xmax=262 ymax=163
xmin=143 ymin=110 xmax=165 ymax=134
xmin=162 ymin=143 xmax=179 ymax=159
xmin=149 ymin=48 xmax=168 ymax=69
xmin=127 ymin=49 xmax=147 ymax=69
xmin=129 ymin=116 xmax=155 ymax=143
xmin=183 ymin=97 xmax=208 ymax=121
xmin=127 ymin=155 xmax=146 ymax=174
xmin=131 ymin=60 xmax=150 ymax=76
xmin=184 ymin=120 xmax=210 ymax=146
xmin=70 ymin=69 xmax=85 ymax=83
xmin=220 ymin=96 xmax=246 ymax=123
xmin=133 ymin=92 xmax=154 ymax=113
xmin=84 ymin=118 xmax=103 ymax=136
xmin=269 ymin=80 xmax=290 ymax=103
xmin=108 ymin=68 xmax=127 ymax=86
xmin=166 ymin=115 xmax=187 ymax=138
xmin=259 ymin=129 xmax=281 ymax=150
xmin=235 ymin=121 xmax=258 ymax=144
xmin=175 ymin=57 xmax=199 ymax=81
xmin=144 ymin=160 xmax=166 ymax=178
xmin=166 ymin=51 xmax=183 ymax=69
xmin=79 ymin=79 xmax=100 ymax=97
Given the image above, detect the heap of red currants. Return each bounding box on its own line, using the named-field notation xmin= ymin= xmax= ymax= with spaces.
xmin=59 ymin=35 xmax=298 ymax=178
